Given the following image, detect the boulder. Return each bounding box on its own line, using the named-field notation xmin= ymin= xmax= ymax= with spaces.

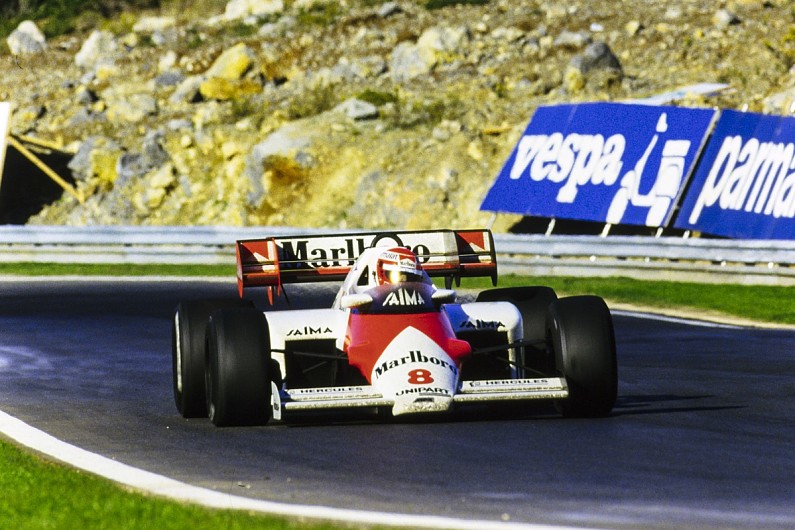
xmin=350 ymin=55 xmax=387 ymax=78
xmin=334 ymin=98 xmax=379 ymax=120
xmin=713 ymin=9 xmax=741 ymax=29
xmin=68 ymin=137 xmax=120 ymax=183
xmin=570 ymin=41 xmax=622 ymax=74
xmin=155 ymin=70 xmax=186 ymax=87
xmin=145 ymin=163 xmax=177 ymax=209
xmin=199 ymin=77 xmax=262 ymax=100
xmin=489 ymin=27 xmax=525 ymax=43
xmin=390 ymin=26 xmax=470 ymax=81
xmin=170 ymin=76 xmax=204 ymax=104
xmin=7 ymin=20 xmax=46 ymax=55
xmin=216 ymin=0 xmax=284 ymax=22
xmin=389 ymin=42 xmax=431 ymax=82
xmin=244 ymin=122 xmax=315 ymax=207
xmin=204 ymin=43 xmax=256 ymax=80
xmin=553 ymin=30 xmax=591 ymax=49
xmin=565 ymin=41 xmax=623 ymax=92
xmin=104 ymin=91 xmax=158 ymax=124
xmin=75 ymin=30 xmax=119 ymax=71
xmin=416 ymin=26 xmax=470 ymax=66
xmin=763 ymin=87 xmax=795 ymax=114
xmin=132 ymin=16 xmax=176 ymax=33
xmin=378 ymin=2 xmax=401 ymax=18
xmin=116 ymin=132 xmax=170 ymax=186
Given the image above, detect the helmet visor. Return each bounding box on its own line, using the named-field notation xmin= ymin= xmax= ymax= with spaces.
xmin=386 ymin=268 xmax=423 ymax=284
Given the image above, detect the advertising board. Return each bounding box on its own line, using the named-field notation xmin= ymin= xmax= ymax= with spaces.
xmin=674 ymin=109 xmax=795 ymax=240
xmin=480 ymin=103 xmax=717 ymax=227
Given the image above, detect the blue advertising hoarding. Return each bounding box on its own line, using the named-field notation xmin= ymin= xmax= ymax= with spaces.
xmin=480 ymin=103 xmax=717 ymax=227
xmin=674 ymin=110 xmax=795 ymax=240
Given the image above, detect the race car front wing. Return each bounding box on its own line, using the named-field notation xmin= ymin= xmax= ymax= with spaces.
xmin=270 ymin=378 xmax=569 ymax=420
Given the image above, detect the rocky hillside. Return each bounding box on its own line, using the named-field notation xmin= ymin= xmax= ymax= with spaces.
xmin=2 ymin=0 xmax=795 ymax=232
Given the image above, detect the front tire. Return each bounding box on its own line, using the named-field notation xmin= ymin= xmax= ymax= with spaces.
xmin=205 ymin=308 xmax=272 ymax=427
xmin=546 ymin=296 xmax=617 ymax=418
xmin=172 ymin=299 xmax=253 ymax=418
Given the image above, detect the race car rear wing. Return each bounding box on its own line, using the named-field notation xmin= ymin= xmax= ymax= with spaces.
xmin=236 ymin=229 xmax=497 ymax=300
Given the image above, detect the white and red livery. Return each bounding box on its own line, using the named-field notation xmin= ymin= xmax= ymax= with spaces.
xmin=171 ymin=229 xmax=617 ymax=426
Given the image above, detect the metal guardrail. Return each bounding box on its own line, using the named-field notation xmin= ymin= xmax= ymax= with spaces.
xmin=0 ymin=225 xmax=310 ymax=265
xmin=0 ymin=225 xmax=793 ymax=285
xmin=495 ymin=233 xmax=795 ymax=286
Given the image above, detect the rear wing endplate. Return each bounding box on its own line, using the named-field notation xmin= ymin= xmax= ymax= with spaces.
xmin=236 ymin=229 xmax=497 ymax=300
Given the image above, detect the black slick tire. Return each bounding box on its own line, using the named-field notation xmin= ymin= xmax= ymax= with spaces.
xmin=546 ymin=295 xmax=617 ymax=418
xmin=205 ymin=308 xmax=272 ymax=427
xmin=171 ymin=299 xmax=253 ymax=418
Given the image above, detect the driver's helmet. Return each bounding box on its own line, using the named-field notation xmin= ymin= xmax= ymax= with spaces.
xmin=375 ymin=247 xmax=424 ymax=285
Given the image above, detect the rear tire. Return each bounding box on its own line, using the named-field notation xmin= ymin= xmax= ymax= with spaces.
xmin=546 ymin=296 xmax=617 ymax=418
xmin=205 ymin=308 xmax=272 ymax=427
xmin=171 ymin=299 xmax=253 ymax=418
xmin=477 ymin=286 xmax=557 ymax=373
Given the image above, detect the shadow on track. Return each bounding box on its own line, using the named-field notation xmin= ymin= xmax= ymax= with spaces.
xmin=613 ymin=393 xmax=745 ymax=416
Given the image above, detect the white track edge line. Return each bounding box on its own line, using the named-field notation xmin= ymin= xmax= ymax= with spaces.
xmin=610 ymin=309 xmax=743 ymax=329
xmin=0 ymin=410 xmax=590 ymax=530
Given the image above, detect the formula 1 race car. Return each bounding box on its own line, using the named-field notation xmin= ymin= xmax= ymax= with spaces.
xmin=171 ymin=229 xmax=617 ymax=426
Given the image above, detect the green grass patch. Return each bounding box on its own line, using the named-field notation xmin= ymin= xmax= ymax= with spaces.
xmin=1 ymin=263 xmax=792 ymax=325
xmin=0 ymin=262 xmax=232 ymax=277
xmin=0 ymin=437 xmax=336 ymax=530
xmin=469 ymin=275 xmax=795 ymax=326
xmin=295 ymin=2 xmax=343 ymax=27
xmin=355 ymin=89 xmax=399 ymax=107
xmin=287 ymin=84 xmax=338 ymax=120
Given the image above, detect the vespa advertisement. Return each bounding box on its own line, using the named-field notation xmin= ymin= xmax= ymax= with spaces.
xmin=480 ymin=102 xmax=717 ymax=228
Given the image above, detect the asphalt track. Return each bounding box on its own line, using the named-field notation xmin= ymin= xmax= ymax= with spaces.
xmin=0 ymin=278 xmax=793 ymax=529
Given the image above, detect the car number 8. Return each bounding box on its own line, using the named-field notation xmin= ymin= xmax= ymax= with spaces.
xmin=408 ymin=369 xmax=434 ymax=385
